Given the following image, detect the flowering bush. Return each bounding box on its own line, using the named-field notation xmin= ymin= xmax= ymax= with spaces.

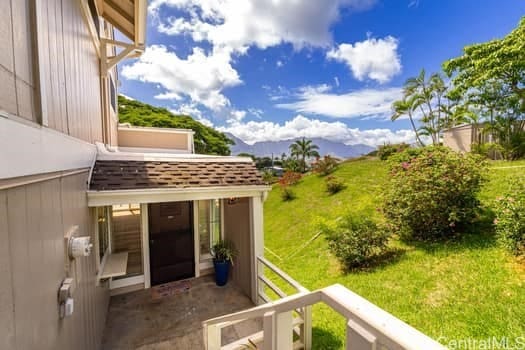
xmin=321 ymin=216 xmax=391 ymax=269
xmin=382 ymin=146 xmax=485 ymax=240
xmin=493 ymin=177 xmax=525 ymax=256
xmin=312 ymin=155 xmax=339 ymax=176
xmin=325 ymin=176 xmax=346 ymax=195
xmin=377 ymin=143 xmax=410 ymax=160
xmin=278 ymin=171 xmax=302 ymax=187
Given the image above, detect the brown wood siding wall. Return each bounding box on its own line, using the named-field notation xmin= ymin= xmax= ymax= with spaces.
xmin=224 ymin=198 xmax=252 ymax=298
xmin=0 ymin=0 xmax=38 ymax=122
xmin=41 ymin=0 xmax=104 ymax=143
xmin=118 ymin=129 xmax=190 ymax=150
xmin=443 ymin=126 xmax=473 ymax=153
xmin=0 ymin=172 xmax=109 ymax=350
xmin=0 ymin=0 xmax=105 ymax=143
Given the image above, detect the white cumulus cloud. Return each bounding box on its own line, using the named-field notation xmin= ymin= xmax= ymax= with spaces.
xmin=149 ymin=0 xmax=377 ymax=52
xmin=327 ymin=36 xmax=402 ymax=83
xmin=218 ymin=114 xmax=416 ymax=146
xmin=121 ymin=45 xmax=241 ymax=111
xmin=276 ymin=87 xmax=402 ymax=119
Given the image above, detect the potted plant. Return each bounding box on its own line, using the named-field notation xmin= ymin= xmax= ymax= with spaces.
xmin=211 ymin=239 xmax=236 ymax=286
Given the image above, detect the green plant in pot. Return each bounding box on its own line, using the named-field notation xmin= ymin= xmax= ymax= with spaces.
xmin=211 ymin=239 xmax=237 ymax=286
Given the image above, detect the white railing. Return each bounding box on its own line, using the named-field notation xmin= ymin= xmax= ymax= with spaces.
xmin=204 ymin=257 xmax=446 ymax=350
xmin=257 ymin=256 xmax=312 ymax=349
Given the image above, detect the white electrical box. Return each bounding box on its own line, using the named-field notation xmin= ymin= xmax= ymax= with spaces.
xmin=68 ymin=236 xmax=93 ymax=258
xmin=58 ymin=278 xmax=75 ymax=318
xmin=65 ymin=298 xmax=74 ymax=317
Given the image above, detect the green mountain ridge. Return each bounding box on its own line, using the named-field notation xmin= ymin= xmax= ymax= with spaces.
xmin=118 ymin=95 xmax=233 ymax=155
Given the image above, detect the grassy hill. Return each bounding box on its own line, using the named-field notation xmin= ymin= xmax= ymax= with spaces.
xmin=264 ymin=158 xmax=525 ymax=349
xmin=118 ymin=95 xmax=233 ymax=155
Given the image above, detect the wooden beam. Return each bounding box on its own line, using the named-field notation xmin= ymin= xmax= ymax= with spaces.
xmin=105 ymin=0 xmax=134 ymax=23
xmin=102 ymin=2 xmax=134 ymax=40
xmin=134 ymin=0 xmax=147 ymax=45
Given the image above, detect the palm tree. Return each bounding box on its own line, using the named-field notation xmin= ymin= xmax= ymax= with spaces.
xmin=397 ymin=69 xmax=450 ymax=145
xmin=391 ymin=94 xmax=425 ymax=146
xmin=289 ymin=138 xmax=320 ymax=173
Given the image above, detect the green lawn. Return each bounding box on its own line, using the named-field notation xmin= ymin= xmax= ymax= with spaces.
xmin=264 ymin=158 xmax=525 ymax=349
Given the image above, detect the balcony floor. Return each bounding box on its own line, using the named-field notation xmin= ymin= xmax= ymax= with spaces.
xmin=102 ymin=275 xmax=261 ymax=349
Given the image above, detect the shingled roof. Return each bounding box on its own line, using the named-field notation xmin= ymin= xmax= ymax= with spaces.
xmin=89 ymin=160 xmax=265 ymax=191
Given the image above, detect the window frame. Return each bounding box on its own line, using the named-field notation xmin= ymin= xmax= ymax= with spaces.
xmin=94 ymin=206 xmax=112 ymax=277
xmin=198 ymin=199 xmax=224 ymax=261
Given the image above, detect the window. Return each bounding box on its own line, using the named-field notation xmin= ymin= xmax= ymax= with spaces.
xmin=198 ymin=199 xmax=222 ymax=259
xmin=97 ymin=207 xmax=110 ymax=262
xmin=111 ymin=204 xmax=143 ymax=278
xmin=109 ymin=76 xmax=116 ymax=112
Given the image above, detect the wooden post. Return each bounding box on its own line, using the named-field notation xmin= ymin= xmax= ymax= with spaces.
xmin=205 ymin=323 xmax=221 ymax=350
xmin=302 ymin=306 xmax=312 ymax=350
xmin=275 ymin=311 xmax=294 ymax=350
xmin=263 ymin=311 xmax=276 ymax=350
xmin=251 ymin=196 xmax=265 ymax=304
xmin=346 ymin=319 xmax=377 ymax=350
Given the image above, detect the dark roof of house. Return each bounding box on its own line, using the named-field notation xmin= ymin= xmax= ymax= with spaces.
xmin=89 ymin=160 xmax=266 ymax=191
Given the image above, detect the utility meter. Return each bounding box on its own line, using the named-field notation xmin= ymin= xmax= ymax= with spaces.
xmin=68 ymin=236 xmax=93 ymax=258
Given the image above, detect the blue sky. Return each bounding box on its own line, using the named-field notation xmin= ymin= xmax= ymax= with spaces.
xmin=119 ymin=0 xmax=525 ymax=146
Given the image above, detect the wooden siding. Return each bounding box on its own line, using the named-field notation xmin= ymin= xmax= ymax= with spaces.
xmin=0 ymin=172 xmax=109 ymax=350
xmin=118 ymin=128 xmax=191 ymax=151
xmin=0 ymin=0 xmax=37 ymax=122
xmin=40 ymin=0 xmax=104 ymax=142
xmin=0 ymin=0 xmax=105 ymax=143
xmin=224 ymin=197 xmax=252 ymax=298
xmin=443 ymin=125 xmax=474 ymax=153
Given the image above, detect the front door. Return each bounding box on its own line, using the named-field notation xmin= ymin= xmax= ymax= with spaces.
xmin=148 ymin=201 xmax=194 ymax=285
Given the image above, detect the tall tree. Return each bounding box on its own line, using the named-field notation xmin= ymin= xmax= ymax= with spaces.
xmin=118 ymin=96 xmax=234 ymax=155
xmin=443 ymin=16 xmax=525 ymax=112
xmin=444 ymin=17 xmax=525 ymax=159
xmin=289 ymin=138 xmax=320 ymax=173
xmin=391 ymin=69 xmax=454 ymax=145
xmin=391 ymin=95 xmax=425 ymax=146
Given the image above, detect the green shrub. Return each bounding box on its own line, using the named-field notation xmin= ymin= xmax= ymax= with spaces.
xmin=382 ymin=146 xmax=485 ymax=240
xmin=281 ymin=187 xmax=296 ymax=201
xmin=325 ymin=176 xmax=346 ymax=195
xmin=377 ymin=143 xmax=410 ymax=160
xmin=471 ymin=142 xmax=504 ymax=159
xmin=261 ymin=170 xmax=277 ymax=184
xmin=321 ymin=216 xmax=391 ymax=269
xmin=493 ymin=177 xmax=525 ymax=256
xmin=312 ymin=155 xmax=339 ymax=176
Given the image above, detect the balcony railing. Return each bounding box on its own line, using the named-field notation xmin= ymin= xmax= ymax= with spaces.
xmin=204 ymin=256 xmax=445 ymax=350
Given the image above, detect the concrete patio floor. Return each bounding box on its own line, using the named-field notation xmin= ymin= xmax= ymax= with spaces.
xmin=102 ymin=275 xmax=262 ymax=349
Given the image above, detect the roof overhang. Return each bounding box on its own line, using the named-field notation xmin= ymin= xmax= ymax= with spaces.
xmin=87 ymin=185 xmax=272 ymax=207
xmin=97 ymin=0 xmax=146 ymax=46
xmin=97 ymin=0 xmax=147 ymax=73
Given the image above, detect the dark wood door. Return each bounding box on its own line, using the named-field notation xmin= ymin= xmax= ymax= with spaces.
xmin=148 ymin=201 xmax=194 ymax=285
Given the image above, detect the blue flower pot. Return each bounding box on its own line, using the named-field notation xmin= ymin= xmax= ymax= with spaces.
xmin=213 ymin=260 xmax=230 ymax=286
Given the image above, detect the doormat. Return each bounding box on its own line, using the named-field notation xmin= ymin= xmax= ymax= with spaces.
xmin=151 ymin=280 xmax=191 ymax=300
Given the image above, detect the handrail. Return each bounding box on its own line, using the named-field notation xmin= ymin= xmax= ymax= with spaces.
xmin=257 ymin=256 xmax=308 ymax=293
xmin=204 ymin=284 xmax=446 ymax=350
xmin=204 ymin=291 xmax=316 ymax=327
